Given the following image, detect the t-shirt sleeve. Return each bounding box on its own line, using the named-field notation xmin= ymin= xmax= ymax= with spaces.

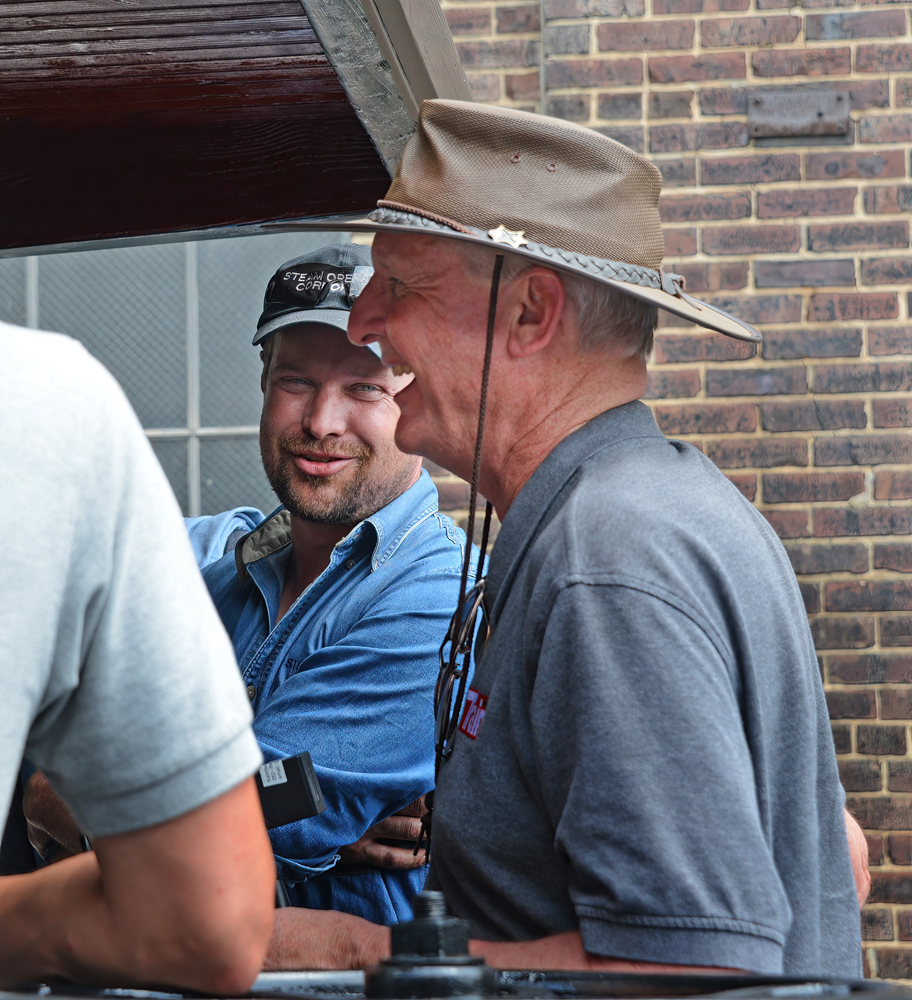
xmin=23 ymin=346 xmax=262 ymax=839
xmin=532 ymin=577 xmax=792 ymax=972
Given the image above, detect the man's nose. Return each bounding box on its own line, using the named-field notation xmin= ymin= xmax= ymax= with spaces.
xmin=304 ymin=388 xmax=347 ymax=440
xmin=348 ymin=276 xmax=384 ymax=353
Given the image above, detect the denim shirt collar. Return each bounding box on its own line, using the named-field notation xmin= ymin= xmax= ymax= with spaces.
xmin=234 ymin=468 xmax=441 ymax=584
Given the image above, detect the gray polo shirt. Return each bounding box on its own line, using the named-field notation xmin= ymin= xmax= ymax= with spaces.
xmin=430 ymin=401 xmax=860 ymax=977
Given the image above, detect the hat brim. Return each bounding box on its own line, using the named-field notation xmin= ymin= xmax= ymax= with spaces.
xmin=252 ymin=307 xmax=351 ymax=346
xmin=264 ymin=212 xmax=761 ymax=344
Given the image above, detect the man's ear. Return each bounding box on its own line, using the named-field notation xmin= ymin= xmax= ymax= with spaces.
xmin=505 ymin=268 xmax=566 ymax=359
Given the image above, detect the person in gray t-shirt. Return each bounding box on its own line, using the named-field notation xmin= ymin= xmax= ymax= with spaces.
xmin=338 ymin=99 xmax=865 ymax=976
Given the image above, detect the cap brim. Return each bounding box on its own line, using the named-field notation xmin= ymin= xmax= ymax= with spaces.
xmin=264 ymin=213 xmax=761 ymax=344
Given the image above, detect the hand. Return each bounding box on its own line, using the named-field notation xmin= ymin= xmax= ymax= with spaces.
xmin=23 ymin=772 xmax=86 ymax=858
xmin=265 ymin=908 xmax=391 ymax=970
xmin=338 ymin=796 xmax=428 ymax=871
xmin=844 ymin=806 xmax=871 ymax=908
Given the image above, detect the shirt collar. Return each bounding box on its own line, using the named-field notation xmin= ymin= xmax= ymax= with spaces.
xmin=234 ymin=468 xmax=440 ymax=583
xmin=486 ymin=401 xmax=664 ymax=621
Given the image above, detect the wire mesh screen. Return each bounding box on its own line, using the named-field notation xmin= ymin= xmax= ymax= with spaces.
xmin=0 ymin=232 xmax=344 ymax=516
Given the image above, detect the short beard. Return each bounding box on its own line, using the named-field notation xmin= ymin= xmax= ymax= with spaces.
xmin=261 ymin=429 xmax=414 ymax=527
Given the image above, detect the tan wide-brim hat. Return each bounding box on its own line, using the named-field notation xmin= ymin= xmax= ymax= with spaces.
xmin=269 ymin=99 xmax=760 ymax=344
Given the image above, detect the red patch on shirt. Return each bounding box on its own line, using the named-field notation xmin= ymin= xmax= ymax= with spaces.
xmin=458 ymin=688 xmax=487 ymax=740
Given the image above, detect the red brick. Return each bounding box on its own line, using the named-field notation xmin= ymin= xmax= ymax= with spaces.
xmin=816 ymin=435 xmax=912 ymax=467
xmin=653 ymin=403 xmax=756 ymax=435
xmin=665 ymin=261 xmax=749 ymax=293
xmin=654 ymin=158 xmax=697 ymax=187
xmin=663 ymin=228 xmax=697 ymax=255
xmin=547 ymin=94 xmax=591 ymax=121
xmin=699 ymin=88 xmax=747 ymax=116
xmin=703 ymin=226 xmax=799 ymax=255
xmin=468 ymin=73 xmax=501 ymax=102
xmin=706 ymin=366 xmax=806 ymax=396
xmin=649 ymin=122 xmax=747 ymax=153
xmin=799 ymin=582 xmax=820 ymax=615
xmin=752 ymin=47 xmax=851 ymax=78
xmin=806 ymin=149 xmax=904 ymax=180
xmin=838 ymin=761 xmax=879 ymax=794
xmin=846 ymin=79 xmax=891 ymax=110
xmin=882 ymin=616 xmax=912 ymax=646
xmin=593 ymin=126 xmax=644 ymax=153
xmin=889 ymin=765 xmax=912 ymax=794
xmin=653 ymin=332 xmax=755 ymax=363
xmin=828 ymin=653 xmax=912 ymax=683
xmin=808 ymin=222 xmax=909 ymax=252
xmin=874 ymin=399 xmax=912 ymax=429
xmin=652 ymin=0 xmax=747 ymax=11
xmin=826 ymin=581 xmax=912 ymax=613
xmin=785 ymin=542 xmax=868 ymax=574
xmin=846 ymin=796 xmax=912 ymax=828
xmin=863 ymin=909 xmax=893 ymax=942
xmin=806 ymin=11 xmax=907 ymax=40
xmin=597 ymin=92 xmax=641 ymax=119
xmin=857 ymin=44 xmax=912 ymax=74
xmin=892 ymin=836 xmax=912 ymax=865
xmin=812 ymin=617 xmax=875 ymax=649
xmin=764 ymin=509 xmax=811 ymax=539
xmin=598 ymin=20 xmax=694 ymax=50
xmin=505 ymin=72 xmax=540 ymax=101
xmin=831 ymin=725 xmax=853 ymax=753
xmin=701 ymin=154 xmax=800 ymax=185
xmin=725 ymin=474 xmax=756 ymax=501
xmin=648 ymin=91 xmax=693 ymax=119
xmin=760 ymin=398 xmax=866 ymax=430
xmin=660 ymin=193 xmax=751 ymax=223
xmin=456 ymin=39 xmax=539 ymax=70
xmin=827 ymin=690 xmax=876 ymax=719
xmin=868 ymin=835 xmax=884 ymax=866
xmin=545 ymin=24 xmax=590 ymax=55
xmin=445 ymin=7 xmax=492 ymax=34
xmin=705 ymin=294 xmax=802 ymax=325
xmin=648 ymin=52 xmax=745 ymax=84
xmin=898 ymin=912 xmax=912 ymax=942
xmin=861 ymin=257 xmax=912 ymax=284
xmin=814 ymin=362 xmax=912 ymax=393
xmin=875 ymin=471 xmax=912 ymax=500
xmin=883 ymin=687 xmax=912 ymax=718
xmin=546 ymin=58 xmax=642 ymax=88
xmin=869 ymin=327 xmax=912 ymax=355
xmin=858 ymin=724 xmax=908 ymax=755
xmin=755 ymin=259 xmax=856 ymax=288
xmin=706 ymin=437 xmax=807 ymax=468
xmin=496 ymin=4 xmax=541 ymax=32
xmin=808 ymin=293 xmax=899 ymax=323
xmin=875 ymin=543 xmax=912 ymax=573
xmin=643 ymin=368 xmax=701 ymax=398
xmin=762 ymin=329 xmax=864 ymax=360
xmin=702 ymin=15 xmax=800 ymax=47
xmin=871 ymin=877 xmax=912 ymax=909
xmin=757 ymin=187 xmax=856 ymax=219
xmin=815 ymin=506 xmax=912 ymax=537
xmin=860 ymin=115 xmax=912 ymax=145
xmin=901 ymin=79 xmax=912 ymax=107
xmin=764 ymin=471 xmax=864 ymax=504
xmin=543 ymin=0 xmax=645 ymax=15
xmin=864 ymin=185 xmax=912 ymax=214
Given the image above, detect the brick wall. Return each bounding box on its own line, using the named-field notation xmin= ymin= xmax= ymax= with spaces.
xmin=437 ymin=0 xmax=912 ymax=978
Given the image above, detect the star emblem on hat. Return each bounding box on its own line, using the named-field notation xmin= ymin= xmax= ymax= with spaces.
xmin=487 ymin=225 xmax=528 ymax=249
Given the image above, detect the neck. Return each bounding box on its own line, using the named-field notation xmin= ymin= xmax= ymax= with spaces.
xmin=475 ymin=348 xmax=648 ymax=520
xmin=277 ymin=516 xmax=352 ymax=621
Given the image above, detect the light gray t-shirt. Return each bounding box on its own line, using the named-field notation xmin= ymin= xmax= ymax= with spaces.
xmin=0 ymin=321 xmax=261 ymax=838
xmin=431 ymin=401 xmax=860 ymax=978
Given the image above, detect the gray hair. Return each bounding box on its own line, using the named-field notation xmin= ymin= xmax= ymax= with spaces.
xmin=452 ymin=241 xmax=657 ymax=361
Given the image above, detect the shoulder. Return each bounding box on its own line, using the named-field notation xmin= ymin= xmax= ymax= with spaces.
xmin=186 ymin=508 xmax=268 ymax=570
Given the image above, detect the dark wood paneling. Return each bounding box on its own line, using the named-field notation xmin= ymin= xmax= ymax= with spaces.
xmin=0 ymin=0 xmax=390 ymax=251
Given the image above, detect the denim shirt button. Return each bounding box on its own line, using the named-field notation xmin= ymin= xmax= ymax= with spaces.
xmin=344 ymin=558 xmax=357 ymax=569
xmin=246 ymin=684 xmax=256 ymax=701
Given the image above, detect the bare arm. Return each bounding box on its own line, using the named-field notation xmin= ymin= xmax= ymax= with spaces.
xmin=845 ymin=806 xmax=871 ymax=908
xmin=0 ymin=777 xmax=275 ymax=994
xmin=266 ymin=908 xmax=391 ymax=970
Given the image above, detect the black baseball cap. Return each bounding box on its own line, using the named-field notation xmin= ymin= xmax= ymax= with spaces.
xmin=253 ymin=243 xmax=376 ymax=352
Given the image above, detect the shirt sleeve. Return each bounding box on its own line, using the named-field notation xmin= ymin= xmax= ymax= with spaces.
xmin=531 ymin=577 xmax=792 ymax=972
xmin=251 ymin=567 xmax=460 ymax=881
xmin=186 ymin=508 xmax=266 ymax=569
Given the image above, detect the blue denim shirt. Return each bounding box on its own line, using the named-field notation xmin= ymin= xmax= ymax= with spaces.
xmin=185 ymin=471 xmax=466 ymax=925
